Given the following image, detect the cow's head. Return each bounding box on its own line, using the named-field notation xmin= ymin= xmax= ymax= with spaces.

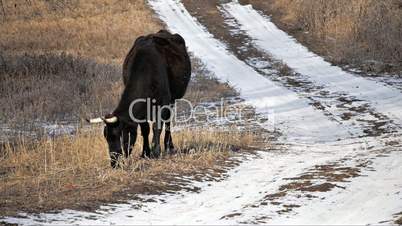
xmin=87 ymin=114 xmax=122 ymax=167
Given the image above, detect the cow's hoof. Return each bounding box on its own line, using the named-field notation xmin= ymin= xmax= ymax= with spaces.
xmin=166 ymin=147 xmax=177 ymax=155
xmin=111 ymin=161 xmax=120 ymax=169
xmin=151 ymin=146 xmax=161 ymax=159
xmin=141 ymin=149 xmax=151 ymax=159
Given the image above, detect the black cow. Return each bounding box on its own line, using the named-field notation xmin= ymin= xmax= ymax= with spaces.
xmin=88 ymin=30 xmax=191 ymax=168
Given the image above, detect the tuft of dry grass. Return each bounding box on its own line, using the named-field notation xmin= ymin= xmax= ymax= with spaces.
xmin=396 ymin=215 xmax=402 ymax=225
xmin=244 ymin=0 xmax=402 ymax=72
xmin=273 ymin=61 xmax=293 ymax=77
xmin=0 ymin=127 xmax=258 ymax=217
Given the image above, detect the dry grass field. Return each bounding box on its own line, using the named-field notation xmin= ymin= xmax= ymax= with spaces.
xmin=242 ymin=0 xmax=402 ymax=73
xmin=0 ymin=0 xmax=160 ymax=63
xmin=0 ymin=53 xmax=121 ymax=126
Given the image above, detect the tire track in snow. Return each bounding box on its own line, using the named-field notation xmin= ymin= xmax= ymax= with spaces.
xmin=150 ymin=0 xmax=402 ymax=224
xmin=222 ymin=2 xmax=402 ymax=128
xmin=179 ymin=2 xmax=402 ymax=223
xmin=216 ymin=5 xmax=398 ymax=139
xmin=218 ymin=1 xmax=402 ymax=223
xmin=182 ymin=0 xmax=398 ymax=142
xmin=119 ymin=0 xmax=398 ymax=223
xmin=149 ymin=0 xmax=352 ymax=144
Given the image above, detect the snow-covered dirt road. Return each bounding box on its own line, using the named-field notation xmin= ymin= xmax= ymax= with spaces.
xmin=4 ymin=0 xmax=402 ymax=225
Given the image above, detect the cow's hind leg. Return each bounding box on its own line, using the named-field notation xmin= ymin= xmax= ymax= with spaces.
xmin=164 ymin=121 xmax=175 ymax=155
xmin=140 ymin=122 xmax=151 ymax=158
xmin=151 ymin=119 xmax=162 ymax=159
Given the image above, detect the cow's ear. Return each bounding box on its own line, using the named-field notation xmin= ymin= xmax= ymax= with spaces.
xmin=153 ymin=36 xmax=169 ymax=46
xmin=172 ymin=34 xmax=185 ymax=45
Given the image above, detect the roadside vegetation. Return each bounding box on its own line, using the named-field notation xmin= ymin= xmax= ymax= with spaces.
xmin=0 ymin=128 xmax=258 ymax=217
xmin=242 ymin=0 xmax=402 ymax=73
